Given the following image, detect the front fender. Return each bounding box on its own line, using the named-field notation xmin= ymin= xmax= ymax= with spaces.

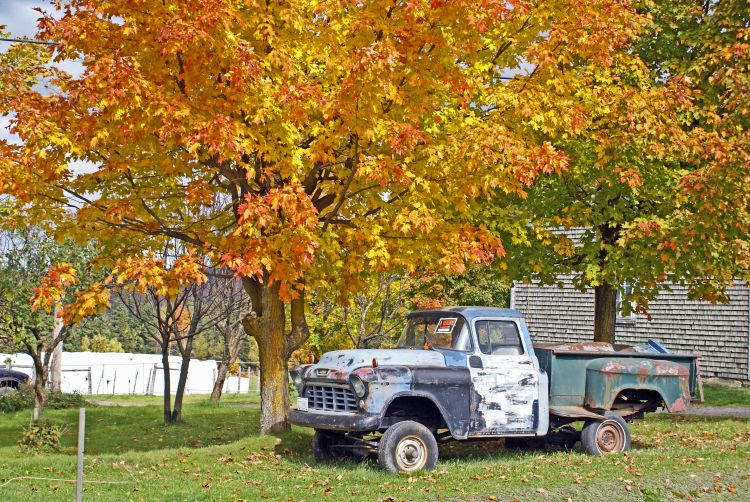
xmin=367 ymin=366 xmax=472 ymax=439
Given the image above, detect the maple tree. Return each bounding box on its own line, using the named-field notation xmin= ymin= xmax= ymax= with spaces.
xmin=0 ymin=228 xmax=102 ymax=417
xmin=495 ymin=0 xmax=750 ymax=343
xmin=2 ymin=0 xmax=661 ymax=432
xmin=633 ymin=0 xmax=750 ymax=302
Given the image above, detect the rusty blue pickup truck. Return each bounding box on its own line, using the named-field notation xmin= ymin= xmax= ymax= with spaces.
xmin=290 ymin=307 xmax=701 ymax=473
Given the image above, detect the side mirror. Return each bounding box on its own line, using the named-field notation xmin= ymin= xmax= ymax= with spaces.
xmin=469 ymin=355 xmax=483 ymax=369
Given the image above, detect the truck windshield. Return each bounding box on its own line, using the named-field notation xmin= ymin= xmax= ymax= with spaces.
xmin=396 ymin=314 xmax=472 ymax=352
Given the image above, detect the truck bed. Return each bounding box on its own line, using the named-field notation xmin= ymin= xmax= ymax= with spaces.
xmin=534 ymin=341 xmax=701 ymax=419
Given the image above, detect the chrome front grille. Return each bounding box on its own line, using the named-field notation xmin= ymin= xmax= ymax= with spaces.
xmin=306 ymin=384 xmax=357 ymax=412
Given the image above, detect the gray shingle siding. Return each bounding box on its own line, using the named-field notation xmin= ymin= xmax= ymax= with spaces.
xmin=513 ymin=276 xmax=750 ymax=382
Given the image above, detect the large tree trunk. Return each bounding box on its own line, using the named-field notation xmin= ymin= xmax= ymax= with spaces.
xmin=256 ymin=324 xmax=290 ymax=434
xmin=161 ymin=344 xmax=173 ymax=424
xmin=171 ymin=336 xmax=193 ymax=422
xmin=593 ymin=282 xmax=617 ymax=344
xmin=593 ymin=221 xmax=621 ymax=345
xmin=242 ymin=279 xmax=309 ymax=435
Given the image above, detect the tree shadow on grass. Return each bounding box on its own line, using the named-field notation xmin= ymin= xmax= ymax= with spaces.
xmin=273 ymin=430 xmax=579 ymax=471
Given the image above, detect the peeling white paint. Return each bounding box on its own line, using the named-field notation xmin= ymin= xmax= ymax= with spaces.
xmin=469 ymin=357 xmax=539 ymax=435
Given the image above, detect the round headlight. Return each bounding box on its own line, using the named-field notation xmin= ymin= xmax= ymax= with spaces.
xmin=293 ymin=372 xmax=302 ymax=386
xmin=350 ymin=375 xmax=367 ymax=398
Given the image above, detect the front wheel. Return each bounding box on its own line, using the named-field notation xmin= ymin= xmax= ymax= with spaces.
xmin=581 ymin=411 xmax=631 ymax=455
xmin=377 ymin=421 xmax=438 ymax=473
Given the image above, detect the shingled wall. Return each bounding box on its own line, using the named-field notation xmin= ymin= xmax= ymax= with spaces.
xmin=513 ymin=276 xmax=750 ymax=382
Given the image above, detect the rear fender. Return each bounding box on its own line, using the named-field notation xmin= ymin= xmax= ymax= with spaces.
xmin=584 ymin=358 xmax=691 ymax=413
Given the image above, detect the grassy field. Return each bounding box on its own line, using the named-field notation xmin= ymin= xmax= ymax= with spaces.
xmin=699 ymin=384 xmax=750 ymax=408
xmin=0 ymin=390 xmax=749 ymax=501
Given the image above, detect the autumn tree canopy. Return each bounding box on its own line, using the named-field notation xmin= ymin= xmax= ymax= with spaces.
xmin=1 ymin=0 xmax=666 ymax=432
xmin=493 ymin=0 xmax=750 ymax=343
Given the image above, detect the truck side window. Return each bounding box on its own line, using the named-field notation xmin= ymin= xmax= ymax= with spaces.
xmin=475 ymin=320 xmax=524 ymax=356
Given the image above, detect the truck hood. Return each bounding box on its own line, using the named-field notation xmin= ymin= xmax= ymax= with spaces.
xmin=316 ymin=349 xmax=446 ymax=371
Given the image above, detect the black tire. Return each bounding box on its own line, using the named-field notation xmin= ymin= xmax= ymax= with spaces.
xmin=581 ymin=411 xmax=631 ymax=455
xmin=377 ymin=420 xmax=438 ymax=473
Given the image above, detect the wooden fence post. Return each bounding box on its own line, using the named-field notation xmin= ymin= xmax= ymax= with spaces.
xmin=75 ymin=408 xmax=86 ymax=502
xmin=236 ymin=364 xmax=241 ymax=396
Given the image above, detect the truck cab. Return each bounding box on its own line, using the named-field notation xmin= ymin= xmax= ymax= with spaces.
xmin=290 ymin=306 xmax=699 ymax=473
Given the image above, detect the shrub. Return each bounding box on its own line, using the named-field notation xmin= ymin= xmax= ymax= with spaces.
xmin=0 ymin=386 xmax=87 ymax=413
xmin=0 ymin=384 xmax=34 ymax=413
xmin=80 ymin=334 xmax=124 ymax=352
xmin=18 ymin=420 xmax=68 ymax=453
xmin=46 ymin=391 xmax=87 ymax=409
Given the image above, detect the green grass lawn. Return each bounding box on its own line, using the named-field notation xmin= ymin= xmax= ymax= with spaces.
xmin=1 ymin=391 xmax=749 ymax=501
xmin=699 ymin=384 xmax=750 ymax=408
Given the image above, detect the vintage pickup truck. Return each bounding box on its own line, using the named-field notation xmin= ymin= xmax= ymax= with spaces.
xmin=290 ymin=307 xmax=701 ymax=473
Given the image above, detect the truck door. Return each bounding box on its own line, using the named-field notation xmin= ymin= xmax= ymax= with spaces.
xmin=468 ymin=319 xmax=540 ymax=436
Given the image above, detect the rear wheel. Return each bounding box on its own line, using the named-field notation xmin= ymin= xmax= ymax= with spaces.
xmin=378 ymin=421 xmax=438 ymax=473
xmin=581 ymin=412 xmax=631 ymax=455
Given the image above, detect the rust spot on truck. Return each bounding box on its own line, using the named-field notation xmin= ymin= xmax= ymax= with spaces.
xmin=598 ymin=359 xmax=688 ymax=377
xmin=670 ymin=396 xmax=688 ymax=412
xmin=539 ymin=342 xmax=615 ymax=353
